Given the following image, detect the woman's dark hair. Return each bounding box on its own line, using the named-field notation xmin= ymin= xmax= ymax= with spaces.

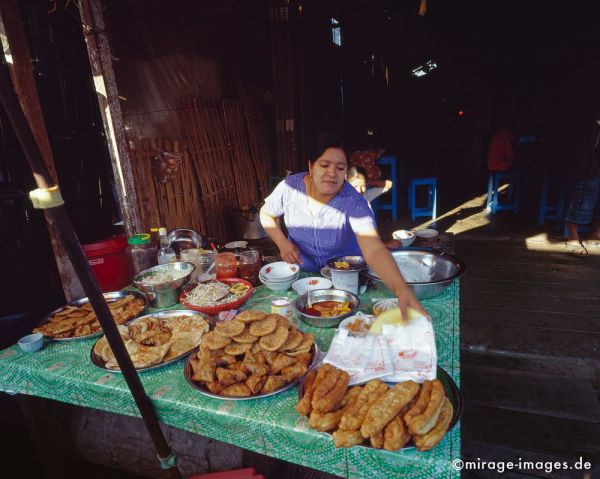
xmin=347 ymin=166 xmax=368 ymax=180
xmin=311 ymin=131 xmax=348 ymax=164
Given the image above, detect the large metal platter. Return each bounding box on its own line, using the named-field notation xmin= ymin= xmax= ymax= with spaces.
xmin=38 ymin=291 xmax=148 ymax=342
xmin=184 ymin=343 xmax=320 ymax=400
xmin=90 ymin=309 xmax=212 ymax=373
xmin=298 ymin=365 xmax=462 ymax=450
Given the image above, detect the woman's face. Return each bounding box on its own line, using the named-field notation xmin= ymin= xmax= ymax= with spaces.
xmin=349 ymin=174 xmax=367 ymax=194
xmin=308 ymin=147 xmax=348 ymax=196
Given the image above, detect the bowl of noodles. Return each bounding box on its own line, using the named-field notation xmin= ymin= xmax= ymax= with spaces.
xmin=292 ymin=289 xmax=359 ymax=328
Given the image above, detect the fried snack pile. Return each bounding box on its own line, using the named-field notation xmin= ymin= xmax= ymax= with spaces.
xmin=35 ymin=294 xmax=146 ymax=339
xmin=94 ymin=314 xmax=209 ymax=370
xmin=189 ymin=310 xmax=314 ymax=397
xmin=296 ymin=365 xmax=453 ymax=452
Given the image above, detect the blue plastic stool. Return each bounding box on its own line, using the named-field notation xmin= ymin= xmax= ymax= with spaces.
xmin=537 ymin=172 xmax=565 ymax=226
xmin=371 ymin=155 xmax=399 ymax=221
xmin=486 ymin=172 xmax=521 ymax=215
xmin=408 ymin=177 xmax=437 ymax=222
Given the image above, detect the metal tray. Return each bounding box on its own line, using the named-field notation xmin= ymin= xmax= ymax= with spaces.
xmin=184 ymin=343 xmax=320 ymax=400
xmin=297 ymin=365 xmax=462 ymax=450
xmin=90 ymin=309 xmax=211 ymax=373
xmin=38 ymin=291 xmax=148 ymax=342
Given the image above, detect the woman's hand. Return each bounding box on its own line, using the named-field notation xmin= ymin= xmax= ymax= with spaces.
xmin=279 ymin=239 xmax=303 ymax=265
xmin=396 ymin=284 xmax=429 ymax=321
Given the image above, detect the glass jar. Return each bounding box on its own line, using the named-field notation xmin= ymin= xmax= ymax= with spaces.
xmin=180 ymin=248 xmax=200 ymax=282
xmin=216 ymin=252 xmax=237 ymax=279
xmin=196 ymin=250 xmax=217 ymax=282
xmin=125 ymin=233 xmax=157 ymax=277
xmin=238 ymin=249 xmax=261 ymax=285
xmin=271 ymin=297 xmax=292 ymax=319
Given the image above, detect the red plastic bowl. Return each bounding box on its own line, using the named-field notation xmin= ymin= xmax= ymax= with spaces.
xmin=179 ymin=278 xmax=254 ymax=316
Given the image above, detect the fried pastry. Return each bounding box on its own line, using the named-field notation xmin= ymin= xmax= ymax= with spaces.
xmin=215 ymin=319 xmax=245 ymax=338
xmin=232 ymin=331 xmax=259 ymax=344
xmin=224 ymin=342 xmax=253 ymax=356
xmin=370 ymin=431 xmax=384 ymax=449
xmin=404 ymin=381 xmax=432 ymax=424
xmin=205 ymin=381 xmax=223 ymax=394
xmin=249 ymin=315 xmax=278 ymax=337
xmin=216 ymin=367 xmax=247 ymax=387
xmin=281 ymin=363 xmax=307 ymax=383
xmin=221 ymin=383 xmax=252 ymax=397
xmin=406 ymin=379 xmax=445 ymax=436
xmin=383 ymin=415 xmax=411 ymax=451
xmin=332 ymin=430 xmax=364 ymax=448
xmin=203 ymin=331 xmax=232 ymax=350
xmin=312 ymin=368 xmax=349 ymax=413
xmin=294 ymin=352 xmax=313 ymax=368
xmin=309 ymin=408 xmax=345 ymax=432
xmin=242 ymin=355 xmax=269 ymax=376
xmin=211 ymin=351 xmax=237 ymax=367
xmin=270 ymin=353 xmax=296 ymax=374
xmin=236 ymin=310 xmax=266 ymax=323
xmin=245 ymin=374 xmax=267 ymax=394
xmin=360 ymin=381 xmax=419 ymax=438
xmin=339 ymin=379 xmax=388 ymax=431
xmin=413 ymin=397 xmax=453 ymax=452
xmin=259 ymin=325 xmax=289 ymax=351
xmin=191 ymin=349 xmax=215 ymax=383
xmin=296 ymin=368 xmax=318 ymax=415
xmin=262 ymin=375 xmax=286 ymax=393
xmin=279 ymin=329 xmax=304 ymax=351
xmin=291 ymin=333 xmax=314 ymax=353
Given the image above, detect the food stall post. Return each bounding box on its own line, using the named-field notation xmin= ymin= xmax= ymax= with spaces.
xmin=0 ymin=62 xmax=183 ymax=479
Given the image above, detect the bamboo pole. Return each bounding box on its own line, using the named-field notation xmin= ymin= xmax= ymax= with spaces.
xmin=0 ymin=62 xmax=182 ymax=479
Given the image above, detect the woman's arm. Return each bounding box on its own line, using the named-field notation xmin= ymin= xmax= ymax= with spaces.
xmin=356 ymin=231 xmax=428 ymax=320
xmin=259 ymin=205 xmax=303 ymax=264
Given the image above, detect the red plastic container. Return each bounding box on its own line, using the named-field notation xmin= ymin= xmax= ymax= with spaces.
xmin=82 ymin=235 xmax=129 ymax=292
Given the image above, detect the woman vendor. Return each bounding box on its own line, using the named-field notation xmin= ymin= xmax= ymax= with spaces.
xmin=259 ymin=134 xmax=427 ymax=318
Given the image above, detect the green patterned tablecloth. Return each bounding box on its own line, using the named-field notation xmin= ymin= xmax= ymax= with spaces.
xmin=0 ymin=281 xmax=461 ymax=479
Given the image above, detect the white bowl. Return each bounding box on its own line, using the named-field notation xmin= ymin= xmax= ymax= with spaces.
xmin=292 ymin=277 xmax=332 ymax=294
xmin=259 ymin=261 xmax=300 ymax=281
xmin=260 ymin=277 xmax=296 ymax=291
xmin=259 ymin=271 xmax=299 ymax=283
xmin=392 ymin=229 xmax=416 ymax=247
xmin=415 ymin=228 xmax=438 ymax=239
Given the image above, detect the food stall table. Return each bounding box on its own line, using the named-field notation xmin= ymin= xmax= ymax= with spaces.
xmin=0 ymin=281 xmax=460 ymax=479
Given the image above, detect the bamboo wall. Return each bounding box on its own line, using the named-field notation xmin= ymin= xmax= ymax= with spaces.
xmin=128 ymin=92 xmax=271 ymax=241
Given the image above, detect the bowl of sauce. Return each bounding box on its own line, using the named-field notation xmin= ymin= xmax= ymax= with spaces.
xmin=292 ymin=289 xmax=360 ymax=328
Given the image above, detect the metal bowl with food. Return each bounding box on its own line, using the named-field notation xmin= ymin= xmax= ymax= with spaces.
xmin=363 ymin=248 xmax=466 ymax=299
xmin=133 ymin=262 xmax=195 ymax=308
xmin=166 ymin=228 xmax=204 ymax=255
xmin=293 ymin=289 xmax=360 ymax=328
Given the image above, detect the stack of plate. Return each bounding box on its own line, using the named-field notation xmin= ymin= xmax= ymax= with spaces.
xmin=259 ymin=261 xmax=300 ymax=291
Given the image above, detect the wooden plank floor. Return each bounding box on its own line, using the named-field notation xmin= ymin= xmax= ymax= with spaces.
xmin=457 ymin=234 xmax=600 ymax=478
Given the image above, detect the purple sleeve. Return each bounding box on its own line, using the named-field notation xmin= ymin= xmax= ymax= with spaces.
xmin=348 ymin=198 xmax=377 ymax=234
xmin=263 ymin=178 xmax=287 ymax=217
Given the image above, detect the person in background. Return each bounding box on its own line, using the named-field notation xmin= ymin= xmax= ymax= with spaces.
xmin=259 ymin=133 xmax=427 ymax=319
xmin=487 ymin=124 xmax=518 ymax=172
xmin=347 ymin=166 xmax=392 ymax=204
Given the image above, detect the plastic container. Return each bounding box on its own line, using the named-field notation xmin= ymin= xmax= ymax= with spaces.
xmin=82 ymin=235 xmax=128 ymax=292
xmin=125 ymin=234 xmax=157 ymax=278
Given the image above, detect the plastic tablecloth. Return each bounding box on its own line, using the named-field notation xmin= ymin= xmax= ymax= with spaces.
xmin=0 ymin=280 xmax=460 ymax=479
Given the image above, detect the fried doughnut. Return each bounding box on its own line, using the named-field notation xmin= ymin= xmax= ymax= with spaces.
xmin=406 ymin=379 xmax=445 ymax=436
xmin=309 ymin=408 xmax=345 ymax=432
xmin=215 ymin=319 xmax=245 ymax=338
xmin=383 ymin=415 xmax=411 ymax=451
xmin=360 ymin=381 xmax=419 ymax=438
xmin=413 ymin=397 xmax=453 ymax=452
xmin=295 ymin=368 xmax=318 ymax=416
xmin=236 ymin=310 xmax=266 ymax=323
xmin=404 ymin=381 xmax=433 ymax=424
xmin=332 ymin=430 xmax=364 ymax=448
xmin=249 ymin=315 xmax=278 ymax=336
xmin=312 ymin=369 xmax=349 ymax=413
xmin=339 ymin=380 xmax=388 ymax=431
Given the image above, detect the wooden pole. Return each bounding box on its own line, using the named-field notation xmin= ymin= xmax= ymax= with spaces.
xmin=0 ymin=0 xmax=84 ymax=300
xmin=0 ymin=61 xmax=182 ymax=479
xmin=78 ymin=0 xmax=142 ymax=237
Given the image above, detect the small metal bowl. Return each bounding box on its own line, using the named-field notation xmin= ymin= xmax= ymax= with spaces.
xmin=167 ymin=229 xmax=204 ymax=255
xmin=293 ymin=289 xmax=360 ymax=328
xmin=133 ymin=262 xmax=194 ymax=308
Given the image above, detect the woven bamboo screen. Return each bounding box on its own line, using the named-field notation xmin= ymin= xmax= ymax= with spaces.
xmin=128 ymin=94 xmax=271 ymax=240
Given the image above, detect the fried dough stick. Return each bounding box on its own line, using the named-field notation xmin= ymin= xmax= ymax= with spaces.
xmin=339 ymin=380 xmax=389 ymax=431
xmin=360 ymin=381 xmax=419 ymax=438
xmin=312 ymin=368 xmax=349 ymax=413
xmin=383 ymin=415 xmax=411 ymax=451
xmin=407 ymin=379 xmax=445 ymax=435
xmin=295 ymin=368 xmax=318 ymax=416
xmin=404 ymin=381 xmax=432 ymax=424
xmin=413 ymin=397 xmax=454 ymax=451
xmin=308 ymin=386 xmax=362 ymax=432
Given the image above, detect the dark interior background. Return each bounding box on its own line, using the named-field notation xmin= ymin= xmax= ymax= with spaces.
xmin=2 ymin=0 xmax=600 ymax=317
